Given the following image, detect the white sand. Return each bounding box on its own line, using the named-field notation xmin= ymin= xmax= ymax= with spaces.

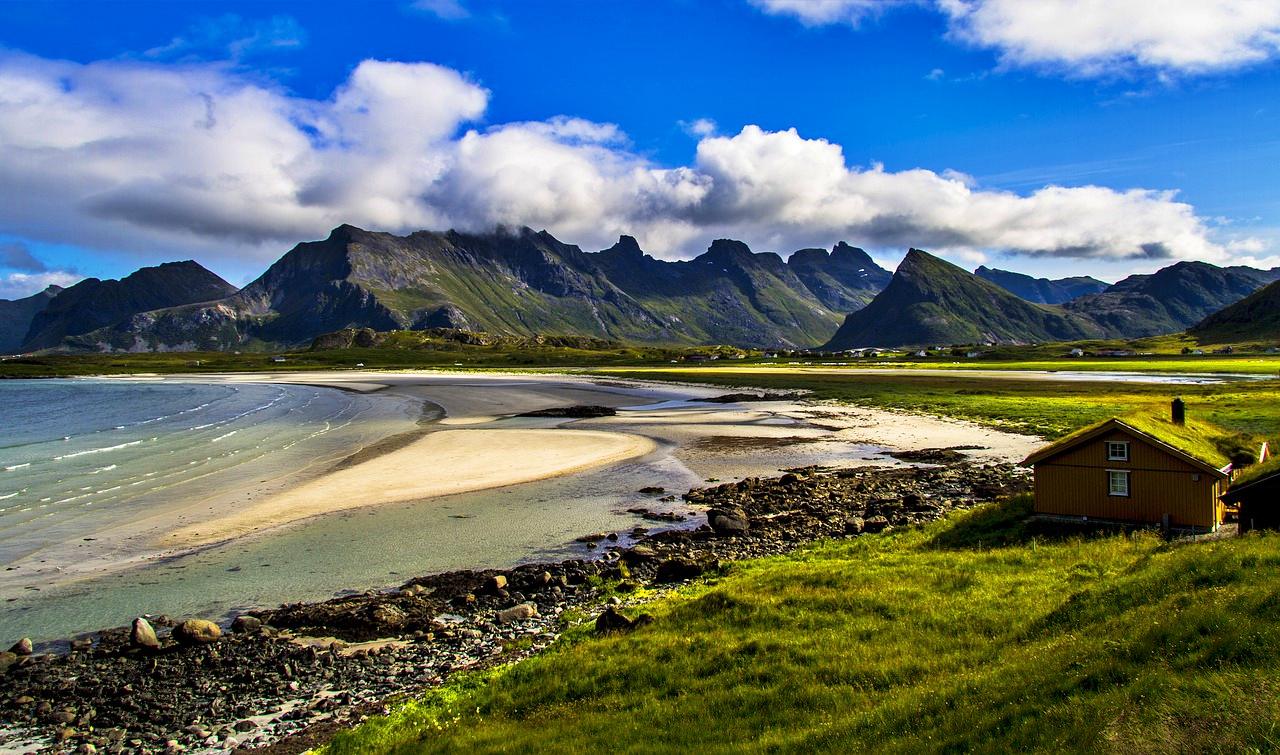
xmin=167 ymin=428 xmax=656 ymax=547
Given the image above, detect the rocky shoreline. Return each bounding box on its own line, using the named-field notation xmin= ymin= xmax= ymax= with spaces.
xmin=0 ymin=457 xmax=1028 ymax=754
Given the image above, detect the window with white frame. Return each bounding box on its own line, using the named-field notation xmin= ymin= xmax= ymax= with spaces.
xmin=1107 ymin=470 xmax=1130 ymax=497
xmin=1106 ymin=441 xmax=1130 ymax=461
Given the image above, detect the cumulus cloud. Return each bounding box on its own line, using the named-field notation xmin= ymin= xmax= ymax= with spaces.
xmin=0 ymin=50 xmax=1248 ymax=270
xmin=939 ymin=0 xmax=1280 ymax=76
xmin=753 ymin=0 xmax=1280 ymax=76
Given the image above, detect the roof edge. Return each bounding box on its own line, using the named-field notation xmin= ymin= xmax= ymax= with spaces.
xmin=1022 ymin=418 xmax=1230 ymax=478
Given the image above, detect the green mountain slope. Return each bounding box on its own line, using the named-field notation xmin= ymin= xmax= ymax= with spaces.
xmin=1189 ymin=279 xmax=1280 ymax=344
xmin=823 ymin=249 xmax=1104 ymax=348
xmin=1064 ymin=261 xmax=1280 ymax=338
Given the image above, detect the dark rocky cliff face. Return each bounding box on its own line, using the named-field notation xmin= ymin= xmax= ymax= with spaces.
xmin=0 ymin=285 xmax=62 ymax=353
xmin=22 ymin=262 xmax=237 ymax=351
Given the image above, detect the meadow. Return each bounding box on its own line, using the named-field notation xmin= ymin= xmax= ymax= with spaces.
xmin=326 ymin=496 xmax=1280 ymax=754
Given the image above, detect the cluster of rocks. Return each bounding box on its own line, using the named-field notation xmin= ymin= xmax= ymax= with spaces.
xmin=0 ymin=457 xmax=1026 ymax=754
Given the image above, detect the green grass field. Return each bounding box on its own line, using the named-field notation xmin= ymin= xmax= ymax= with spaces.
xmin=326 ymin=497 xmax=1280 ymax=754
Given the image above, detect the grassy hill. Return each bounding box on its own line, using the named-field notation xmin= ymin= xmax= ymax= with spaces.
xmin=328 ymin=497 xmax=1280 ymax=753
xmin=1191 ymin=279 xmax=1280 ymax=345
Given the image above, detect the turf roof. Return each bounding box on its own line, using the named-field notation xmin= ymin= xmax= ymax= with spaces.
xmin=1231 ymin=456 xmax=1280 ymax=489
xmin=1025 ymin=413 xmax=1235 ymax=470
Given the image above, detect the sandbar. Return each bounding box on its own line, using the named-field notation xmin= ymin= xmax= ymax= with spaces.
xmin=166 ymin=428 xmax=656 ymax=548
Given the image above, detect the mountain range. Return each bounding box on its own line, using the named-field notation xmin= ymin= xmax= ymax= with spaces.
xmin=36 ymin=226 xmax=890 ymax=352
xmin=2 ymin=224 xmax=1277 ymax=352
xmin=973 ymin=267 xmax=1109 ymax=305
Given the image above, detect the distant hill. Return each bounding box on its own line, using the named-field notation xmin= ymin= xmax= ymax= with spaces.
xmin=23 ymin=262 xmax=238 ymax=351
xmin=823 ymin=249 xmax=1104 ymax=348
xmin=1189 ymin=279 xmax=1280 ymax=344
xmin=0 ymin=285 xmax=62 ymax=353
xmin=63 ymin=226 xmax=890 ymax=352
xmin=1063 ymin=262 xmax=1280 ymax=338
xmin=974 ymin=267 xmax=1108 ymax=305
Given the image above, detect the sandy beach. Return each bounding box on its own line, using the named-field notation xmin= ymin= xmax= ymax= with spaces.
xmin=166 ymin=428 xmax=656 ymax=548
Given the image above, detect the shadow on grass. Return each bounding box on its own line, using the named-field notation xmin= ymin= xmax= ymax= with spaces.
xmin=927 ymin=494 xmax=1135 ymax=550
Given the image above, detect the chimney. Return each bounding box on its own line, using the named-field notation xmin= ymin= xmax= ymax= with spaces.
xmin=1171 ymin=397 xmax=1186 ymax=426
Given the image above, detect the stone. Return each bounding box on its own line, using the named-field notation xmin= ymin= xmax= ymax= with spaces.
xmin=484 ymin=575 xmax=507 ymax=593
xmin=863 ymin=515 xmax=890 ymax=533
xmin=370 ymin=604 xmax=407 ymax=628
xmin=707 ymin=507 xmax=749 ymax=535
xmin=844 ymin=516 xmax=865 ymax=535
xmin=234 ymin=719 xmax=257 ymax=732
xmin=69 ymin=637 xmax=93 ymax=652
xmin=654 ymin=558 xmax=707 ymax=583
xmin=497 ymin=603 xmax=538 ymax=624
xmin=638 ymin=486 xmax=665 ymax=495
xmin=0 ymin=651 xmax=17 ymax=673
xmin=131 ymin=618 xmax=160 ymax=650
xmin=594 ymin=606 xmax=634 ymax=633
xmin=231 ymin=615 xmax=263 ymax=635
xmin=172 ymin=619 xmax=222 ymax=646
xmin=9 ymin=637 xmax=32 ymax=655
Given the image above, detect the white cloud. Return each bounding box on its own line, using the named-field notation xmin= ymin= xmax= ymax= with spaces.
xmin=753 ymin=0 xmax=1280 ymax=77
xmin=0 ymin=271 xmax=80 ymax=300
xmin=939 ymin=0 xmax=1280 ymax=76
xmin=680 ymin=118 xmax=719 ymax=137
xmin=0 ymin=51 xmax=1253 ymax=274
xmin=750 ymin=0 xmax=911 ymax=26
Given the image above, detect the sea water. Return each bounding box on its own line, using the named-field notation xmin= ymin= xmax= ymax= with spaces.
xmin=0 ymin=378 xmax=419 ymax=566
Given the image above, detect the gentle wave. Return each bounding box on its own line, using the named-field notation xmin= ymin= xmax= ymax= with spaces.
xmin=54 ymin=439 xmax=146 ymax=461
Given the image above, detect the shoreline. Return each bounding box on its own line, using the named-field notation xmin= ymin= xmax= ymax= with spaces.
xmin=0 ymin=456 xmax=1030 ymax=754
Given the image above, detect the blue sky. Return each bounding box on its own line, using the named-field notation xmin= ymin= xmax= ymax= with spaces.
xmin=0 ymin=0 xmax=1277 ymax=296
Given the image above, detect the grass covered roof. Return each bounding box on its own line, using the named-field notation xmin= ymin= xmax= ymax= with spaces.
xmin=1024 ymin=411 xmax=1242 ymax=472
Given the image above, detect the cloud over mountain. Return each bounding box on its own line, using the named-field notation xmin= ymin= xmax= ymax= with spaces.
xmin=0 ymin=50 xmax=1245 ymax=267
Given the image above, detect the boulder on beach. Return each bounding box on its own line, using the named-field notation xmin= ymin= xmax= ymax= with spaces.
xmin=0 ymin=650 xmax=17 ymax=674
xmin=9 ymin=637 xmax=33 ymax=655
xmin=707 ymin=507 xmax=750 ymax=535
xmin=231 ymin=616 xmax=263 ymax=635
xmin=594 ymin=606 xmax=655 ymax=634
xmin=654 ymin=557 xmax=708 ymax=583
xmin=172 ymin=619 xmax=222 ymax=646
xmin=497 ymin=603 xmax=538 ymax=624
xmin=131 ymin=618 xmax=160 ymax=650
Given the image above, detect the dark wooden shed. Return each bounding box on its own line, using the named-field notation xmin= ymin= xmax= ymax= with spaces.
xmin=1224 ymin=460 xmax=1280 ymax=533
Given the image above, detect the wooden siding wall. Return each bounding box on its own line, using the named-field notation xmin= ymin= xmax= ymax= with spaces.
xmin=1033 ymin=430 xmax=1221 ymax=529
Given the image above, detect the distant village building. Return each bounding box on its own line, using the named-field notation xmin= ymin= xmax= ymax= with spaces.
xmin=1068 ymin=348 xmax=1085 ymax=357
xmin=271 ymin=356 xmax=287 ymax=363
xmin=1022 ymin=402 xmax=1232 ymax=531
